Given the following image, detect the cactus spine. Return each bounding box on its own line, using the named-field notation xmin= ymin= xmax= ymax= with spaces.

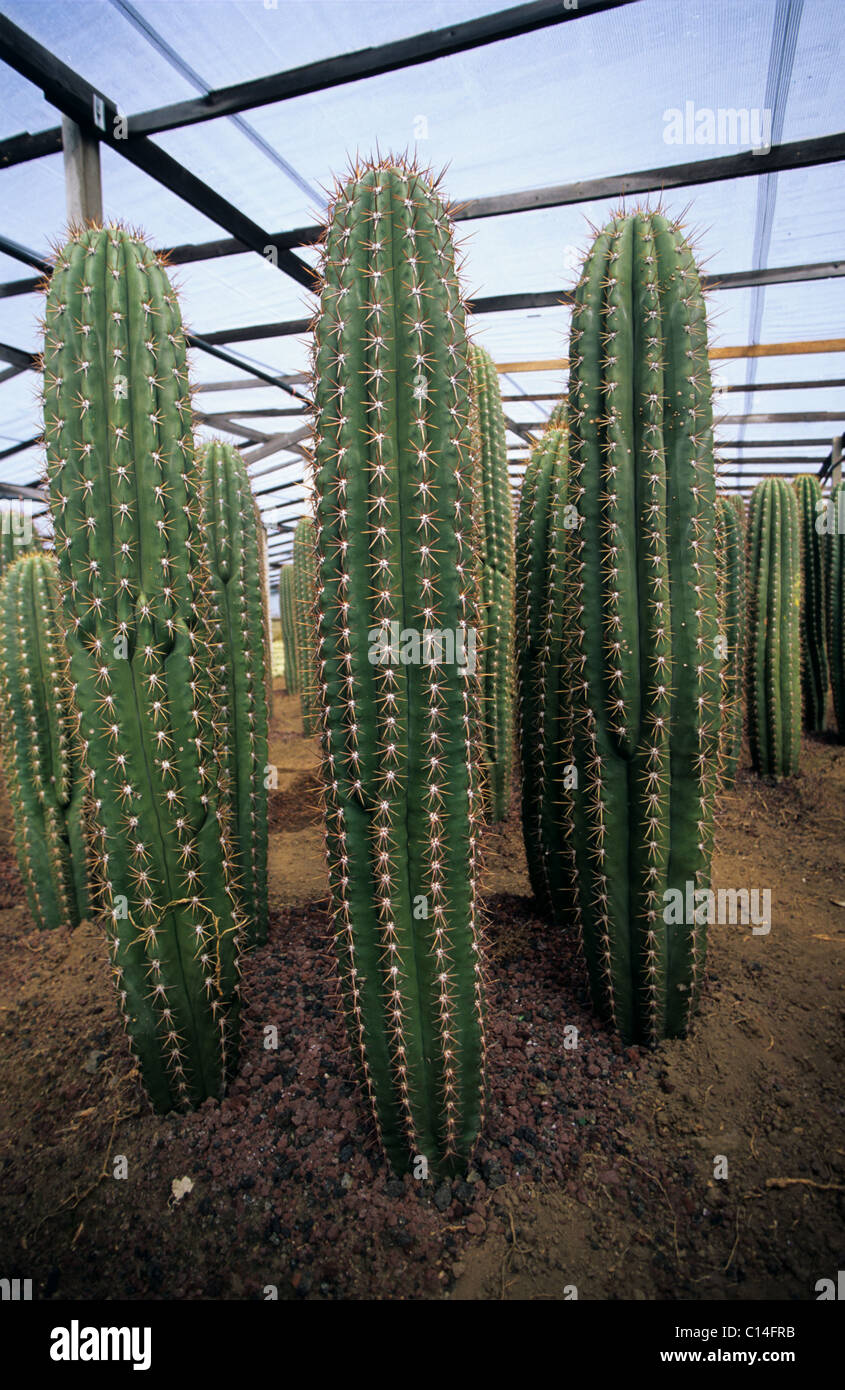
xmin=198 ymin=440 xmax=269 ymax=946
xmin=515 ymin=425 xmax=570 ymax=915
xmin=0 ymin=553 xmax=89 ymax=929
xmin=469 ymin=344 xmax=515 ymax=820
xmin=311 ymin=159 xmax=486 ymax=1176
xmin=746 ymin=478 xmax=801 ymax=778
xmin=292 ymin=515 xmax=318 ymax=737
xmin=43 ymin=225 xmax=241 ymax=1111
xmin=278 ymin=563 xmax=299 ymax=695
xmin=793 ymin=474 xmax=828 ymax=733
xmin=562 ymin=210 xmax=720 ymax=1045
xmin=826 ymin=480 xmax=845 ymax=739
xmin=715 ymin=494 xmax=746 ymax=788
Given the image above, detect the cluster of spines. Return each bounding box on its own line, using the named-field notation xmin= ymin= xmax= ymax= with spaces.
xmin=561 ymin=209 xmax=720 ymax=1046
xmin=309 ymin=157 xmax=487 ymax=1176
xmin=469 ymin=344 xmax=515 ymax=821
xmin=515 ymin=423 xmax=570 ymax=915
xmin=42 ymin=224 xmax=242 ymax=1112
xmin=715 ymin=493 xmax=746 ymax=787
xmin=793 ymin=474 xmax=828 ymax=733
xmin=278 ymin=562 xmax=299 ymax=695
xmin=825 ymin=480 xmax=845 ymax=740
xmin=0 ymin=553 xmax=89 ymax=929
xmin=292 ymin=515 xmax=318 ymax=738
xmin=746 ymin=477 xmax=801 ymax=778
xmin=198 ymin=440 xmax=270 ymax=946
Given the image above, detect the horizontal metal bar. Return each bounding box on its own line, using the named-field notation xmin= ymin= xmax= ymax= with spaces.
xmin=0 ymin=434 xmax=40 ymax=461
xmin=0 ymin=124 xmax=62 ymax=168
xmin=0 ymin=232 xmax=50 ymax=273
xmin=128 ymin=0 xmax=636 ymax=137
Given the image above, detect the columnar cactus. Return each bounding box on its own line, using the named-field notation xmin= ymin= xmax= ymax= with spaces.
xmin=826 ymin=479 xmax=845 ymax=740
xmin=715 ymin=494 xmax=746 ymax=787
xmin=43 ymin=225 xmax=242 ymax=1112
xmin=469 ymin=344 xmax=515 ymax=820
xmin=515 ymin=424 xmax=570 ymax=915
xmin=292 ymin=515 xmax=318 ymax=738
xmin=746 ymin=477 xmax=801 ymax=778
xmin=0 ymin=553 xmax=89 ymax=929
xmin=254 ymin=499 xmax=275 ymax=720
xmin=198 ymin=440 xmax=269 ymax=947
xmin=561 ymin=210 xmax=721 ymax=1045
xmin=310 ymin=158 xmax=487 ymax=1176
xmin=278 ymin=563 xmax=299 ymax=695
xmin=793 ymin=474 xmax=828 ymax=733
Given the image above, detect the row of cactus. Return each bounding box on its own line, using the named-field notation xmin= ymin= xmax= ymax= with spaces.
xmin=292 ymin=515 xmax=318 ymax=738
xmin=199 ymin=440 xmax=270 ymax=946
xmin=794 ymin=474 xmax=828 ymax=735
xmin=827 ymin=480 xmax=845 ymax=739
xmin=746 ymin=478 xmax=802 ymax=779
xmin=310 ymin=159 xmax=487 ymax=1176
xmin=43 ymin=226 xmax=245 ymax=1112
xmin=0 ymin=553 xmax=89 ymax=930
xmin=515 ymin=421 xmax=569 ymax=917
xmin=715 ymin=493 xmax=746 ymax=788
xmin=469 ymin=344 xmax=515 ymax=821
xmin=278 ymin=562 xmax=299 ymax=695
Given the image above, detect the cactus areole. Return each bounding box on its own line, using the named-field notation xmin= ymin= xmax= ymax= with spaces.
xmin=44 ymin=226 xmax=242 ymax=1112
xmin=311 ymin=160 xmax=487 ymax=1176
xmin=563 ymin=210 xmax=720 ymax=1046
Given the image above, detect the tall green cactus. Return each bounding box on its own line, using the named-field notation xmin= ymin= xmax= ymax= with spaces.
xmin=715 ymin=494 xmax=746 ymax=788
xmin=198 ymin=440 xmax=269 ymax=946
xmin=746 ymin=477 xmax=801 ymax=778
xmin=515 ymin=424 xmax=570 ymax=916
xmin=311 ymin=158 xmax=486 ymax=1177
xmin=293 ymin=515 xmax=318 ymax=738
xmin=43 ymin=225 xmax=242 ymax=1112
xmin=826 ymin=479 xmax=845 ymax=740
xmin=278 ymin=563 xmax=299 ymax=695
xmin=254 ymin=499 xmax=275 ymax=720
xmin=469 ymin=344 xmax=515 ymax=820
xmin=561 ymin=210 xmax=720 ymax=1045
xmin=0 ymin=553 xmax=89 ymax=929
xmin=793 ymin=474 xmax=828 ymax=733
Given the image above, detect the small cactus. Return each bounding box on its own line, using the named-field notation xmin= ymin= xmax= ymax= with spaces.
xmin=746 ymin=477 xmax=801 ymax=778
xmin=278 ymin=563 xmax=299 ymax=695
xmin=469 ymin=344 xmax=515 ymax=820
xmin=293 ymin=515 xmax=318 ymax=738
xmin=793 ymin=474 xmax=828 ymax=733
xmin=715 ymin=494 xmax=746 ymax=788
xmin=198 ymin=440 xmax=270 ymax=947
xmin=515 ymin=423 xmax=570 ymax=916
xmin=43 ymin=224 xmax=242 ymax=1111
xmin=0 ymin=553 xmax=89 ymax=929
xmin=310 ymin=158 xmax=487 ymax=1176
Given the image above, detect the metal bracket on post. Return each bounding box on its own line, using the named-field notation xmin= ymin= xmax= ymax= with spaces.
xmin=61 ymin=116 xmax=103 ymax=226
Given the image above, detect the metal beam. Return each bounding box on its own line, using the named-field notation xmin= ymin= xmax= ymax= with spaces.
xmin=0 ymin=435 xmax=40 ymax=462
xmin=0 ymin=15 xmax=314 ymax=291
xmin=0 ymin=232 xmax=50 ymax=273
xmin=61 ymin=117 xmax=102 ymax=224
xmin=127 ymin=0 xmax=637 ymax=137
xmin=0 ymin=125 xmax=62 ymax=168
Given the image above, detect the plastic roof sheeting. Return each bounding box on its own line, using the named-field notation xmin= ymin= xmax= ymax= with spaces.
xmin=1 ymin=0 xmax=843 ymax=556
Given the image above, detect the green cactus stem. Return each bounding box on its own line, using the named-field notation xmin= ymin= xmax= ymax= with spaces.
xmin=515 ymin=424 xmax=570 ymax=916
xmin=198 ymin=440 xmax=270 ymax=947
xmin=793 ymin=473 xmax=828 ymax=733
xmin=254 ymin=499 xmax=275 ymax=721
xmin=310 ymin=158 xmax=487 ymax=1177
xmin=43 ymin=224 xmax=242 ymax=1112
xmin=715 ymin=494 xmax=746 ymax=788
xmin=562 ymin=209 xmax=720 ymax=1045
xmin=826 ymin=479 xmax=845 ymax=740
xmin=0 ymin=553 xmax=89 ymax=929
xmin=469 ymin=344 xmax=515 ymax=821
xmin=278 ymin=563 xmax=299 ymax=695
xmin=293 ymin=515 xmax=318 ymax=738
xmin=746 ymin=477 xmax=801 ymax=778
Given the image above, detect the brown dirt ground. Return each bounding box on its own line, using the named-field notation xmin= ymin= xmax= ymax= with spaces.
xmin=0 ymin=687 xmax=842 ymax=1300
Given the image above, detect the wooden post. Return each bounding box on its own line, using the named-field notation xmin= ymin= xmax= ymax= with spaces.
xmin=61 ymin=118 xmax=102 ymax=225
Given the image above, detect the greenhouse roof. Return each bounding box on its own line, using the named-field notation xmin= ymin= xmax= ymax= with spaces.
xmin=0 ymin=0 xmax=843 ymax=574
